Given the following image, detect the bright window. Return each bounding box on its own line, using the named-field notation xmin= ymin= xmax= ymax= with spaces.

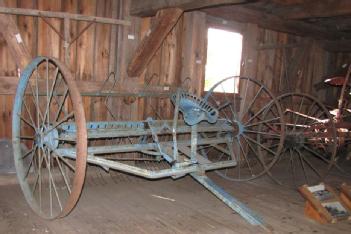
xmin=204 ymin=28 xmax=243 ymax=93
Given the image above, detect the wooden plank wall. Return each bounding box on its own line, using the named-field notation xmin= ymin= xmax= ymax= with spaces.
xmin=0 ymin=0 xmax=350 ymax=139
xmin=0 ymin=0 xmax=129 ymax=138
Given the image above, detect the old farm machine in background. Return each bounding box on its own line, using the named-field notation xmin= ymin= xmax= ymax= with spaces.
xmin=12 ymin=57 xmax=286 ymax=230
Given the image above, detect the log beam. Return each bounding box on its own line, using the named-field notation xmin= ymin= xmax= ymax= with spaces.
xmin=281 ymin=0 xmax=351 ymax=19
xmin=130 ymin=0 xmax=252 ymax=17
xmin=0 ymin=76 xmax=176 ymax=97
xmin=127 ymin=8 xmax=183 ymax=77
xmin=203 ymin=5 xmax=351 ymax=40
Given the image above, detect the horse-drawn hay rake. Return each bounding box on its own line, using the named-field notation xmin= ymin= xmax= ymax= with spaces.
xmin=12 ymin=56 xmax=288 ymax=230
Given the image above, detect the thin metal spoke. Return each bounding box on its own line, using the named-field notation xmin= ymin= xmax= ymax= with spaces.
xmin=220 ymin=82 xmax=237 ymax=120
xmin=288 ymin=149 xmax=297 ymax=186
xmin=292 ymin=96 xmax=305 ymax=133
xmin=245 ymin=116 xmax=281 ymax=128
xmin=243 ymin=134 xmax=277 ymax=156
xmin=43 ymin=67 xmax=59 ymax=125
xmin=243 ymin=130 xmax=281 ymax=138
xmin=18 ymin=114 xmax=36 ymax=130
xmin=244 ymin=101 xmax=273 ymax=125
xmin=22 ymin=100 xmax=37 ymax=130
xmin=56 ymin=155 xmax=75 ymax=172
xmin=23 ymin=146 xmax=37 ymax=179
xmin=239 ymin=79 xmax=250 ymax=120
xmin=237 ymin=137 xmax=254 ymax=176
xmin=296 ymin=149 xmax=309 ymax=183
xmin=47 ymin=111 xmax=74 ymax=134
xmin=297 ymin=149 xmax=323 ymax=179
xmin=240 ymin=86 xmax=263 ymax=120
xmin=42 ymin=146 xmax=63 ymax=212
xmin=54 ymin=86 xmax=69 ymax=122
xmin=302 ymin=145 xmax=332 ymax=165
xmin=54 ymin=154 xmax=72 ymax=194
xmin=18 ymin=135 xmax=35 ymax=140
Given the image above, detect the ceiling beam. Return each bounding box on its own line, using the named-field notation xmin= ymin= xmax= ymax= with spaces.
xmin=203 ymin=5 xmax=351 ymax=40
xmin=130 ymin=0 xmax=253 ymax=17
xmin=281 ymin=0 xmax=351 ymax=19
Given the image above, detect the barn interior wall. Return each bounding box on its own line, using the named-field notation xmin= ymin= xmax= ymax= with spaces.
xmin=0 ymin=0 xmax=349 ymax=139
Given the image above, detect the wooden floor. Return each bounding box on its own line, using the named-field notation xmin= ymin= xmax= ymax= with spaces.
xmin=0 ymin=168 xmax=350 ymax=234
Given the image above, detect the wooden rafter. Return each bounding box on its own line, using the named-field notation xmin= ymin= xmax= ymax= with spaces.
xmin=280 ymin=0 xmax=351 ymax=19
xmin=130 ymin=0 xmax=252 ymax=17
xmin=127 ymin=8 xmax=183 ymax=77
xmin=203 ymin=5 xmax=351 ymax=40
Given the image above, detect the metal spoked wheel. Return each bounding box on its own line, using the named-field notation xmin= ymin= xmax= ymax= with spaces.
xmin=202 ymin=76 xmax=285 ymax=181
xmin=12 ymin=57 xmax=87 ymax=219
xmin=271 ymin=93 xmax=337 ymax=187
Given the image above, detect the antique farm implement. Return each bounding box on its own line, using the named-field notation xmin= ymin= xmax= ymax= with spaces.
xmin=267 ymin=66 xmax=351 ymax=186
xmin=12 ymin=57 xmax=286 ymax=230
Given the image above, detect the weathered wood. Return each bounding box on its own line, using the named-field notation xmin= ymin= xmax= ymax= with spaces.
xmin=180 ymin=11 xmax=207 ymax=96
xmin=0 ymin=0 xmax=31 ymax=70
xmin=127 ymin=8 xmax=183 ymax=77
xmin=0 ymin=6 xmax=130 ymax=25
xmin=130 ymin=0 xmax=251 ymax=17
xmin=0 ymin=76 xmax=176 ymax=96
xmin=203 ymin=5 xmax=351 ymax=40
xmin=281 ymin=0 xmax=351 ymax=19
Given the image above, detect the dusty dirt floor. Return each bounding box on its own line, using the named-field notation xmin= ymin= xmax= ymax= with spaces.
xmin=1 ymin=166 xmax=351 ymax=234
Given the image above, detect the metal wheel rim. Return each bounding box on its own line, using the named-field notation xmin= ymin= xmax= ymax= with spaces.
xmin=273 ymin=92 xmax=337 ymax=186
xmin=12 ymin=57 xmax=87 ymax=219
xmin=203 ymin=76 xmax=285 ymax=181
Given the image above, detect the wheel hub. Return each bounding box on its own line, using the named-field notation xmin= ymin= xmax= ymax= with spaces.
xmin=35 ymin=127 xmax=59 ymax=150
xmin=232 ymin=121 xmax=245 ymax=137
xmin=284 ymin=133 xmax=305 ymax=149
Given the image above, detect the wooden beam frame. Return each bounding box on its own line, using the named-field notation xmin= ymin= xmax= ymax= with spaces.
xmin=0 ymin=76 xmax=176 ymax=97
xmin=127 ymin=8 xmax=183 ymax=77
xmin=203 ymin=5 xmax=351 ymax=40
xmin=0 ymin=7 xmax=130 ymax=25
xmin=130 ymin=0 xmax=252 ymax=17
xmin=280 ymin=0 xmax=351 ymax=19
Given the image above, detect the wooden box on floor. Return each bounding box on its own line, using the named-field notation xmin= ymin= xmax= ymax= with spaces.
xmin=299 ymin=183 xmax=351 ymax=224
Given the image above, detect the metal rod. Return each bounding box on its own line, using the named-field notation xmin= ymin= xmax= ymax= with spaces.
xmin=190 ymin=174 xmax=272 ymax=232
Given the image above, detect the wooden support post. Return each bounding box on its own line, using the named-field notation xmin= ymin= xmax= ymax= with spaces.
xmin=63 ymin=17 xmax=71 ymax=66
xmin=127 ymin=8 xmax=183 ymax=77
xmin=180 ymin=11 xmax=207 ymax=96
xmin=0 ymin=1 xmax=31 ymax=70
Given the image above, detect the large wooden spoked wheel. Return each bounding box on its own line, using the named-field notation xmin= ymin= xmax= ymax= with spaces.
xmin=12 ymin=57 xmax=87 ymax=219
xmin=202 ymin=76 xmax=285 ymax=181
